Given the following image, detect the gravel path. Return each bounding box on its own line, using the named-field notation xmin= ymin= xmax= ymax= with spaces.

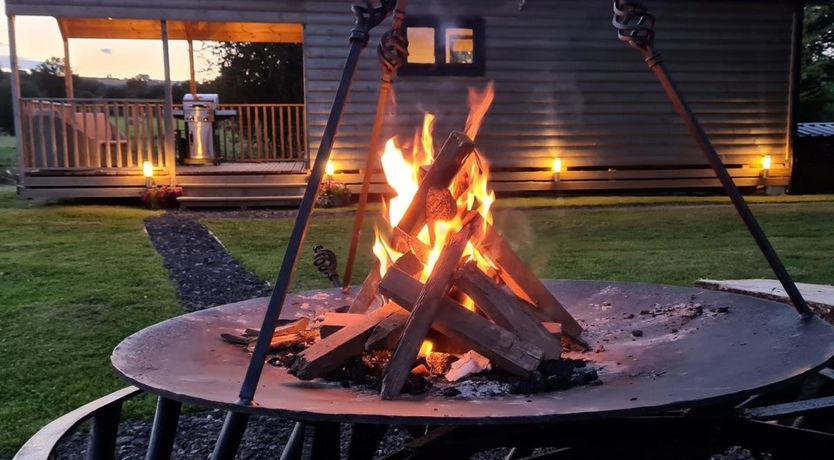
xmin=143 ymin=215 xmax=271 ymax=312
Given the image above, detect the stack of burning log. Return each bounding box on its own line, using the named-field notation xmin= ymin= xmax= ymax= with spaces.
xmin=288 ymin=129 xmax=585 ymax=398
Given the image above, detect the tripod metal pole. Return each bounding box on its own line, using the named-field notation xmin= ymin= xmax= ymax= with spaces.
xmin=343 ymin=1 xmax=408 ymax=291
xmin=209 ymin=3 xmax=397 ymax=459
xmin=612 ymin=1 xmax=811 ymax=317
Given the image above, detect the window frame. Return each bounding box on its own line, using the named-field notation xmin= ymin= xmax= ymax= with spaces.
xmin=399 ymin=16 xmax=486 ymax=77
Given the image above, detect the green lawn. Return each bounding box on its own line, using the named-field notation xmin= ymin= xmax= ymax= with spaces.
xmin=204 ymin=200 xmax=834 ymax=291
xmin=0 ymin=186 xmax=181 ymax=457
xmin=0 ymin=136 xmax=15 ymax=167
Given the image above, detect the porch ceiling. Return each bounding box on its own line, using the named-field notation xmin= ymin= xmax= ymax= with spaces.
xmin=56 ymin=18 xmax=303 ymax=43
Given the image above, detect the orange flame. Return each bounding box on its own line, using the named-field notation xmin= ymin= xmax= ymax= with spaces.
xmin=373 ymin=83 xmax=497 ymax=310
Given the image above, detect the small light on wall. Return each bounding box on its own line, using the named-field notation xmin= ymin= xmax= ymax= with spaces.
xmin=143 ymin=161 xmax=154 ymax=187
xmin=761 ymin=155 xmax=772 ymax=180
xmin=552 ymin=157 xmax=563 ymax=182
xmin=325 ymin=160 xmax=335 ymax=180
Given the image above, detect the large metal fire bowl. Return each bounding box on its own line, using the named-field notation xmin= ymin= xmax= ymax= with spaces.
xmin=112 ymin=281 xmax=834 ymax=424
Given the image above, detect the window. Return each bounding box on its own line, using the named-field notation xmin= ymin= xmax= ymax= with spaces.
xmin=400 ymin=17 xmax=485 ymax=76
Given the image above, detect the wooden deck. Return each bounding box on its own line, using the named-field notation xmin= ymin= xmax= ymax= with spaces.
xmin=177 ymin=161 xmax=309 ymax=208
xmin=178 ymin=161 xmax=306 ymax=175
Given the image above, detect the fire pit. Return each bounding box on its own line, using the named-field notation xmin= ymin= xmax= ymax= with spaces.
xmin=113 ymin=281 xmax=834 ymax=422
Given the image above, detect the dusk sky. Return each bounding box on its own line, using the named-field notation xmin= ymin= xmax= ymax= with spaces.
xmin=0 ymin=0 xmax=215 ymax=81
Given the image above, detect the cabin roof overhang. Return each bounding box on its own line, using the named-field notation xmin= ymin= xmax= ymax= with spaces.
xmin=54 ymin=18 xmax=303 ymax=43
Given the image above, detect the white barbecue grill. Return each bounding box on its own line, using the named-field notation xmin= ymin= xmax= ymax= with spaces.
xmin=174 ymin=93 xmax=236 ymax=165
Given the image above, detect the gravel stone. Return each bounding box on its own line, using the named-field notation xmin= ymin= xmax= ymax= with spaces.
xmin=144 ymin=215 xmax=271 ymax=311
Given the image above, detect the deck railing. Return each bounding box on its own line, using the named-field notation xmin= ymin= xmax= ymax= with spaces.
xmin=18 ymin=99 xmax=308 ymax=171
xmin=174 ymin=103 xmax=306 ymax=162
xmin=19 ymin=98 xmax=170 ymax=171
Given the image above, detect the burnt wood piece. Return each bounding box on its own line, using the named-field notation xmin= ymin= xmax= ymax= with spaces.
xmin=348 ymin=261 xmax=382 ymax=314
xmin=392 ymin=228 xmax=431 ymax=262
xmin=319 ymin=313 xmax=363 ymax=338
xmin=365 ymin=310 xmax=409 ymax=350
xmin=291 ymin=303 xmax=404 ymax=380
xmin=543 ymin=322 xmax=563 ymax=338
xmin=392 ymin=251 xmax=424 ymax=277
xmin=381 ymin=216 xmax=481 ymax=399
xmin=380 ymin=267 xmax=544 ymax=377
xmin=426 ymin=187 xmax=457 ymax=221
xmin=455 ymin=263 xmax=562 ymax=359
xmin=394 ymin=131 xmax=476 ymax=238
xmin=274 ymin=318 xmax=310 ymax=337
xmin=248 ymin=331 xmax=317 ymax=352
xmin=226 ymin=318 xmax=310 ymax=346
xmin=476 ymin=226 xmax=584 ymax=340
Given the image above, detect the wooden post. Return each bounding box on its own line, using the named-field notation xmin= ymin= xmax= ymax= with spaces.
xmin=160 ymin=20 xmax=176 ymax=183
xmin=785 ymin=2 xmax=804 ymax=170
xmin=187 ymin=39 xmax=198 ymax=97
xmin=7 ymin=15 xmax=25 ymax=183
xmin=62 ymin=36 xmax=74 ymax=99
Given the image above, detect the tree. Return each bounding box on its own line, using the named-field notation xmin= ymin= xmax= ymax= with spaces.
xmin=205 ymin=42 xmax=303 ymax=103
xmin=29 ymin=56 xmax=66 ymax=98
xmin=799 ymin=5 xmax=834 ymax=121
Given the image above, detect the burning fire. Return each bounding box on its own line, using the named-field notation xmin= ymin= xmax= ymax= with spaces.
xmin=374 ymin=83 xmax=497 ymax=288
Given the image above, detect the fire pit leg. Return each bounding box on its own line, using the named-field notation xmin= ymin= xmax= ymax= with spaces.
xmin=347 ymin=423 xmax=389 ymax=460
xmin=612 ymin=1 xmax=812 ymax=317
xmin=145 ymin=397 xmax=182 ymax=460
xmin=210 ymin=412 xmax=250 ymax=460
xmin=343 ymin=2 xmax=409 ymax=291
xmin=504 ymin=446 xmax=534 ymax=460
xmin=279 ymin=422 xmax=306 ymax=460
xmin=86 ymin=401 xmax=122 ymax=460
xmin=310 ymin=422 xmax=341 ymax=460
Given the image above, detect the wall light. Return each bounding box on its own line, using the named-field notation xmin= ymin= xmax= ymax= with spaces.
xmin=761 ymin=155 xmax=772 ymax=179
xmin=552 ymin=157 xmax=563 ymax=182
xmin=143 ymin=161 xmax=154 ymax=187
xmin=325 ymin=160 xmax=335 ymax=181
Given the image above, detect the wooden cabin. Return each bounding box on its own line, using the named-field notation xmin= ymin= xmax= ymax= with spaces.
xmin=4 ymin=0 xmax=803 ymax=206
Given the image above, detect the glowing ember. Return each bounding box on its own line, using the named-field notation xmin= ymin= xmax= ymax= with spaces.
xmin=418 ymin=340 xmax=433 ymax=357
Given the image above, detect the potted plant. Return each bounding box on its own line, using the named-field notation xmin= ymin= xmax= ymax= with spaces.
xmin=317 ymin=180 xmax=352 ymax=208
xmin=142 ymin=185 xmax=183 ymax=209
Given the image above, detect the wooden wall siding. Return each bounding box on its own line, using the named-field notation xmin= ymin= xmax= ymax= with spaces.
xmin=7 ymin=0 xmax=794 ymax=192
xmin=303 ymin=0 xmax=794 ymax=174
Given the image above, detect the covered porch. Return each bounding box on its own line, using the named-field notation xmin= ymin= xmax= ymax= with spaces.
xmin=6 ymin=16 xmax=308 ymax=202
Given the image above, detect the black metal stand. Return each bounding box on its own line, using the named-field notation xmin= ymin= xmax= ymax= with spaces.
xmin=145 ymin=397 xmax=182 ymax=460
xmin=208 ymin=2 xmax=397 ymax=459
xmin=612 ymin=0 xmax=812 ymax=317
xmin=278 ymin=422 xmax=306 ymax=460
xmin=87 ymin=401 xmax=122 ymax=460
